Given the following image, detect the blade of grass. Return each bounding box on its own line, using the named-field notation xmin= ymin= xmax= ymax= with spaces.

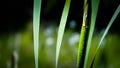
xmin=55 ymin=0 xmax=71 ymax=68
xmin=90 ymin=5 xmax=120 ymax=68
xmin=83 ymin=0 xmax=100 ymax=68
xmin=33 ymin=0 xmax=42 ymax=68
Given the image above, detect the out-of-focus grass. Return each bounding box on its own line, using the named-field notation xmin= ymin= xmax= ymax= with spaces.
xmin=88 ymin=32 xmax=120 ymax=68
xmin=0 ymin=21 xmax=120 ymax=68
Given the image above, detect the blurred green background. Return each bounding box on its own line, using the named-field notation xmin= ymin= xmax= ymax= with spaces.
xmin=1 ymin=0 xmax=120 ymax=68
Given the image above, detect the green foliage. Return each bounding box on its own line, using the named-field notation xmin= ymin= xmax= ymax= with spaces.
xmin=32 ymin=0 xmax=119 ymax=68
xmin=1 ymin=0 xmax=119 ymax=68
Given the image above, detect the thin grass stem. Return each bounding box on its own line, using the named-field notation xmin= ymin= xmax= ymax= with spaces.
xmin=77 ymin=0 xmax=89 ymax=67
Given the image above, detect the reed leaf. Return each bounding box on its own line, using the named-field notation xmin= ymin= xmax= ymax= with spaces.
xmin=33 ymin=0 xmax=42 ymax=68
xmin=90 ymin=5 xmax=120 ymax=68
xmin=83 ymin=0 xmax=100 ymax=68
xmin=55 ymin=0 xmax=71 ymax=68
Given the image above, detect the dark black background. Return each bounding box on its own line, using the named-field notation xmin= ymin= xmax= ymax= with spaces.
xmin=1 ymin=0 xmax=120 ymax=34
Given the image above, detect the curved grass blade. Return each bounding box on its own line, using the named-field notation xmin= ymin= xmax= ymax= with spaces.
xmin=55 ymin=0 xmax=71 ymax=68
xmin=90 ymin=5 xmax=120 ymax=68
xmin=83 ymin=0 xmax=100 ymax=68
xmin=33 ymin=0 xmax=42 ymax=68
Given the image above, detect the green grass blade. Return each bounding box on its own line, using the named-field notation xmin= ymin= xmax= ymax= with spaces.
xmin=33 ymin=0 xmax=42 ymax=68
xmin=55 ymin=0 xmax=71 ymax=68
xmin=90 ymin=5 xmax=120 ymax=68
xmin=98 ymin=5 xmax=120 ymax=50
xmin=83 ymin=0 xmax=100 ymax=68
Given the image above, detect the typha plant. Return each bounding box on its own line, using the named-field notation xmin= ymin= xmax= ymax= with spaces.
xmin=33 ymin=0 xmax=120 ymax=68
